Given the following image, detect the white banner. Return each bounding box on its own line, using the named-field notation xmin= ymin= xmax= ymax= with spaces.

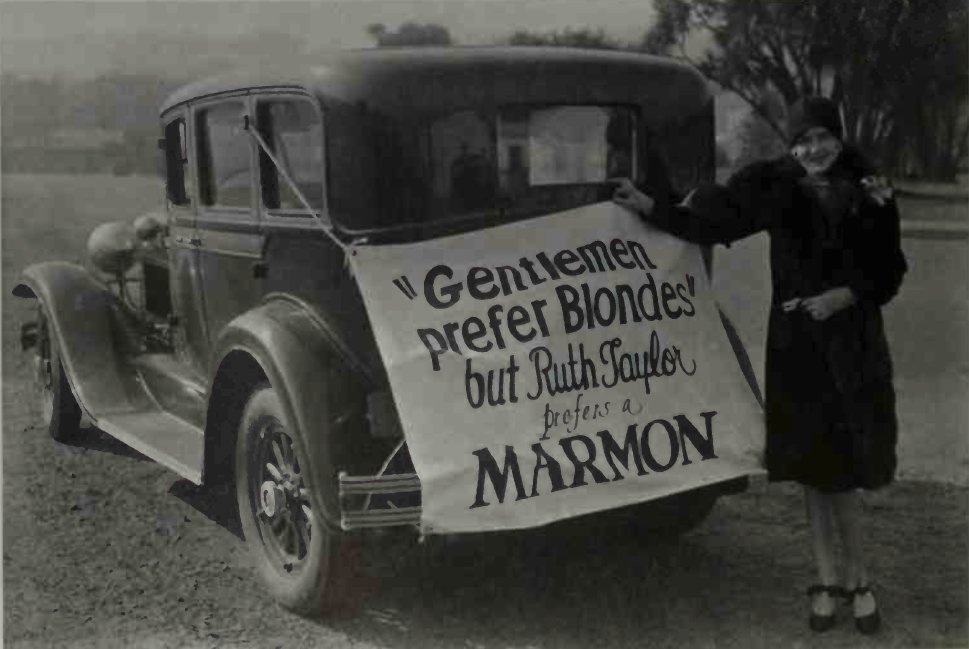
xmin=349 ymin=202 xmax=764 ymax=533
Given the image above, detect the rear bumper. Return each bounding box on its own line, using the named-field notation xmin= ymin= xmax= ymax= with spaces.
xmin=338 ymin=472 xmax=421 ymax=529
xmin=337 ymin=471 xmax=749 ymax=532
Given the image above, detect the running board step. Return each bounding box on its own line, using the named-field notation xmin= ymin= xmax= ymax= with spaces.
xmin=96 ymin=411 xmax=204 ymax=484
xmin=132 ymin=354 xmax=207 ymax=429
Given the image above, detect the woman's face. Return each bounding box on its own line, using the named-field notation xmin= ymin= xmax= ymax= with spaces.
xmin=790 ymin=126 xmax=842 ymax=176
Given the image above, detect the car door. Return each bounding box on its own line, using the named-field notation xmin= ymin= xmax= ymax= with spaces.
xmin=162 ymin=107 xmax=209 ymax=376
xmin=252 ymin=92 xmax=383 ymax=374
xmin=252 ymin=91 xmax=333 ymax=297
xmin=192 ymin=94 xmax=267 ymax=357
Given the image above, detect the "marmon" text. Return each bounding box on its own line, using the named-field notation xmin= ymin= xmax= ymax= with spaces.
xmin=469 ymin=410 xmax=719 ymax=508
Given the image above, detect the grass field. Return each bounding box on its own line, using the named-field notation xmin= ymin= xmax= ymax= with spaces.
xmin=2 ymin=174 xmax=165 ymax=394
xmin=1 ymin=174 xmax=163 ymax=281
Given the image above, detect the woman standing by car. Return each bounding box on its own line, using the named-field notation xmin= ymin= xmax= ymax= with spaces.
xmin=612 ymin=96 xmax=906 ymax=635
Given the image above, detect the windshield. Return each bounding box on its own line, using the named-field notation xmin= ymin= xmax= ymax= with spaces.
xmin=329 ymin=104 xmax=638 ymax=232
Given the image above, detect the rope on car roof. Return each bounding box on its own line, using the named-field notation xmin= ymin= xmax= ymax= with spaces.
xmin=243 ymin=116 xmax=352 ymax=254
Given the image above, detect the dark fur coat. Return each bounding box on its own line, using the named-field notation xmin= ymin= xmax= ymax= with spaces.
xmin=647 ymin=147 xmax=907 ymax=491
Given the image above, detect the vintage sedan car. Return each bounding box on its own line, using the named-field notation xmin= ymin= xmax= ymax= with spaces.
xmin=15 ymin=47 xmax=758 ymax=616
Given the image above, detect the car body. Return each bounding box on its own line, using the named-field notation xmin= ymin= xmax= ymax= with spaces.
xmin=16 ymin=46 xmax=754 ymax=616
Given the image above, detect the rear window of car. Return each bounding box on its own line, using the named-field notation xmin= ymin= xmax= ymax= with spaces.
xmin=328 ymin=103 xmax=639 ymax=231
xmin=429 ymin=105 xmax=635 ymax=215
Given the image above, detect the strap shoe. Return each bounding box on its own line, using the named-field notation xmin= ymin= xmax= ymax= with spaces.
xmin=806 ymin=584 xmax=845 ymax=632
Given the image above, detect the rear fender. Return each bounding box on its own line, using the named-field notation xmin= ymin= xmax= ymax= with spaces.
xmin=209 ymin=295 xmax=373 ymax=530
xmin=13 ymin=262 xmax=151 ymax=420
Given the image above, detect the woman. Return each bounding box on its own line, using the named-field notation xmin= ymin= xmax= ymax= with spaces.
xmin=612 ymin=96 xmax=906 ymax=634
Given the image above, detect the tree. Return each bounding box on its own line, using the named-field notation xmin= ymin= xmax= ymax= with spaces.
xmin=887 ymin=6 xmax=969 ymax=178
xmin=506 ymin=28 xmax=622 ymax=50
xmin=366 ymin=22 xmax=452 ymax=47
xmin=734 ymin=87 xmax=788 ymax=171
xmin=644 ymin=0 xmax=969 ymax=180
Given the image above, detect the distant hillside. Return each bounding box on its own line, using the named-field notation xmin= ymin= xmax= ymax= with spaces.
xmin=1 ymin=73 xmax=182 ymax=174
xmin=1 ymin=25 xmax=319 ymax=80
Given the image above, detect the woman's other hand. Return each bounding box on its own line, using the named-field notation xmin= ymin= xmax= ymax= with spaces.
xmin=610 ymin=178 xmax=655 ymax=217
xmin=799 ymin=287 xmax=857 ymax=321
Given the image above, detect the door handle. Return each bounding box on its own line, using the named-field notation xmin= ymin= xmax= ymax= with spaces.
xmin=252 ymin=261 xmax=269 ymax=279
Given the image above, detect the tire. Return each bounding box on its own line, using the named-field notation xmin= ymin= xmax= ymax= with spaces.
xmin=235 ymin=383 xmax=356 ymax=617
xmin=33 ymin=306 xmax=82 ymax=442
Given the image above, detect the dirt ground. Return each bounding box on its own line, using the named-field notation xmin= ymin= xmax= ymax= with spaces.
xmin=3 ymin=174 xmax=968 ymax=648
xmin=3 ymin=415 xmax=966 ymax=649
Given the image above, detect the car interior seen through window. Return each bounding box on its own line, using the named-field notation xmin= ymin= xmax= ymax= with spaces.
xmin=197 ymin=102 xmax=252 ymax=209
xmin=164 ymin=118 xmax=190 ymax=206
xmin=257 ymin=99 xmax=324 ymax=214
xmin=429 ymin=104 xmax=636 ymax=220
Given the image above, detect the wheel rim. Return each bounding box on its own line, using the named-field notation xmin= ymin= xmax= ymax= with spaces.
xmin=250 ymin=417 xmax=314 ymax=575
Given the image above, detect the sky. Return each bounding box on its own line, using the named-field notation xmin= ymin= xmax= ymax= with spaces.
xmin=0 ymin=0 xmax=663 ymax=78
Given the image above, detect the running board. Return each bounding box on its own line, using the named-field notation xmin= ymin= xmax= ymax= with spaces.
xmin=95 ymin=411 xmax=204 ymax=484
xmin=338 ymin=471 xmax=422 ymax=530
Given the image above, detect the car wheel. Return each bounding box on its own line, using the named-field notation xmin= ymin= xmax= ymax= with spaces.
xmin=235 ymin=382 xmax=356 ymax=617
xmin=33 ymin=305 xmax=82 ymax=442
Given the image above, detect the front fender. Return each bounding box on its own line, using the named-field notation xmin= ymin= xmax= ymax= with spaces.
xmin=210 ymin=296 xmax=372 ymax=530
xmin=14 ymin=261 xmax=150 ymax=420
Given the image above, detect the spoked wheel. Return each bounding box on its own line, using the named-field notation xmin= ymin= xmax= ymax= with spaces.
xmin=236 ymin=383 xmax=354 ymax=616
xmin=250 ymin=416 xmax=314 ymax=572
xmin=32 ymin=306 xmax=81 ymax=442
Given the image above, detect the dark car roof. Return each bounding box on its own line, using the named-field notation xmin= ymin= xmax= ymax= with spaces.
xmin=160 ymin=47 xmax=710 ymax=125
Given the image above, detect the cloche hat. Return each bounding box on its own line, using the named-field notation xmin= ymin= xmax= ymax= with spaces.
xmin=788 ymin=96 xmax=843 ymax=144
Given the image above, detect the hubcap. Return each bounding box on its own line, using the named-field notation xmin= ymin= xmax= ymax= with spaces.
xmin=252 ymin=420 xmax=313 ymax=572
xmin=260 ymin=481 xmax=286 ymax=518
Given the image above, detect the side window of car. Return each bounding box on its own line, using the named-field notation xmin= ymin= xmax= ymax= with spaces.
xmin=196 ymin=101 xmax=252 ymax=209
xmin=256 ymin=98 xmax=324 ymax=213
xmin=164 ymin=117 xmax=191 ymax=207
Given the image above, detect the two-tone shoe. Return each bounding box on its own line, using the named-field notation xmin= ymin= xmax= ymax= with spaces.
xmin=806 ymin=584 xmax=845 ymax=632
xmin=848 ymin=585 xmax=881 ymax=635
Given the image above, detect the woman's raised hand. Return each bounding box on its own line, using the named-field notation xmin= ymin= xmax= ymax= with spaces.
xmin=610 ymin=178 xmax=655 ymax=217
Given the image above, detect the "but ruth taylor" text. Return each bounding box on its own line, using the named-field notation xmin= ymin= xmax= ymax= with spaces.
xmin=465 ymin=334 xmax=697 ymax=409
